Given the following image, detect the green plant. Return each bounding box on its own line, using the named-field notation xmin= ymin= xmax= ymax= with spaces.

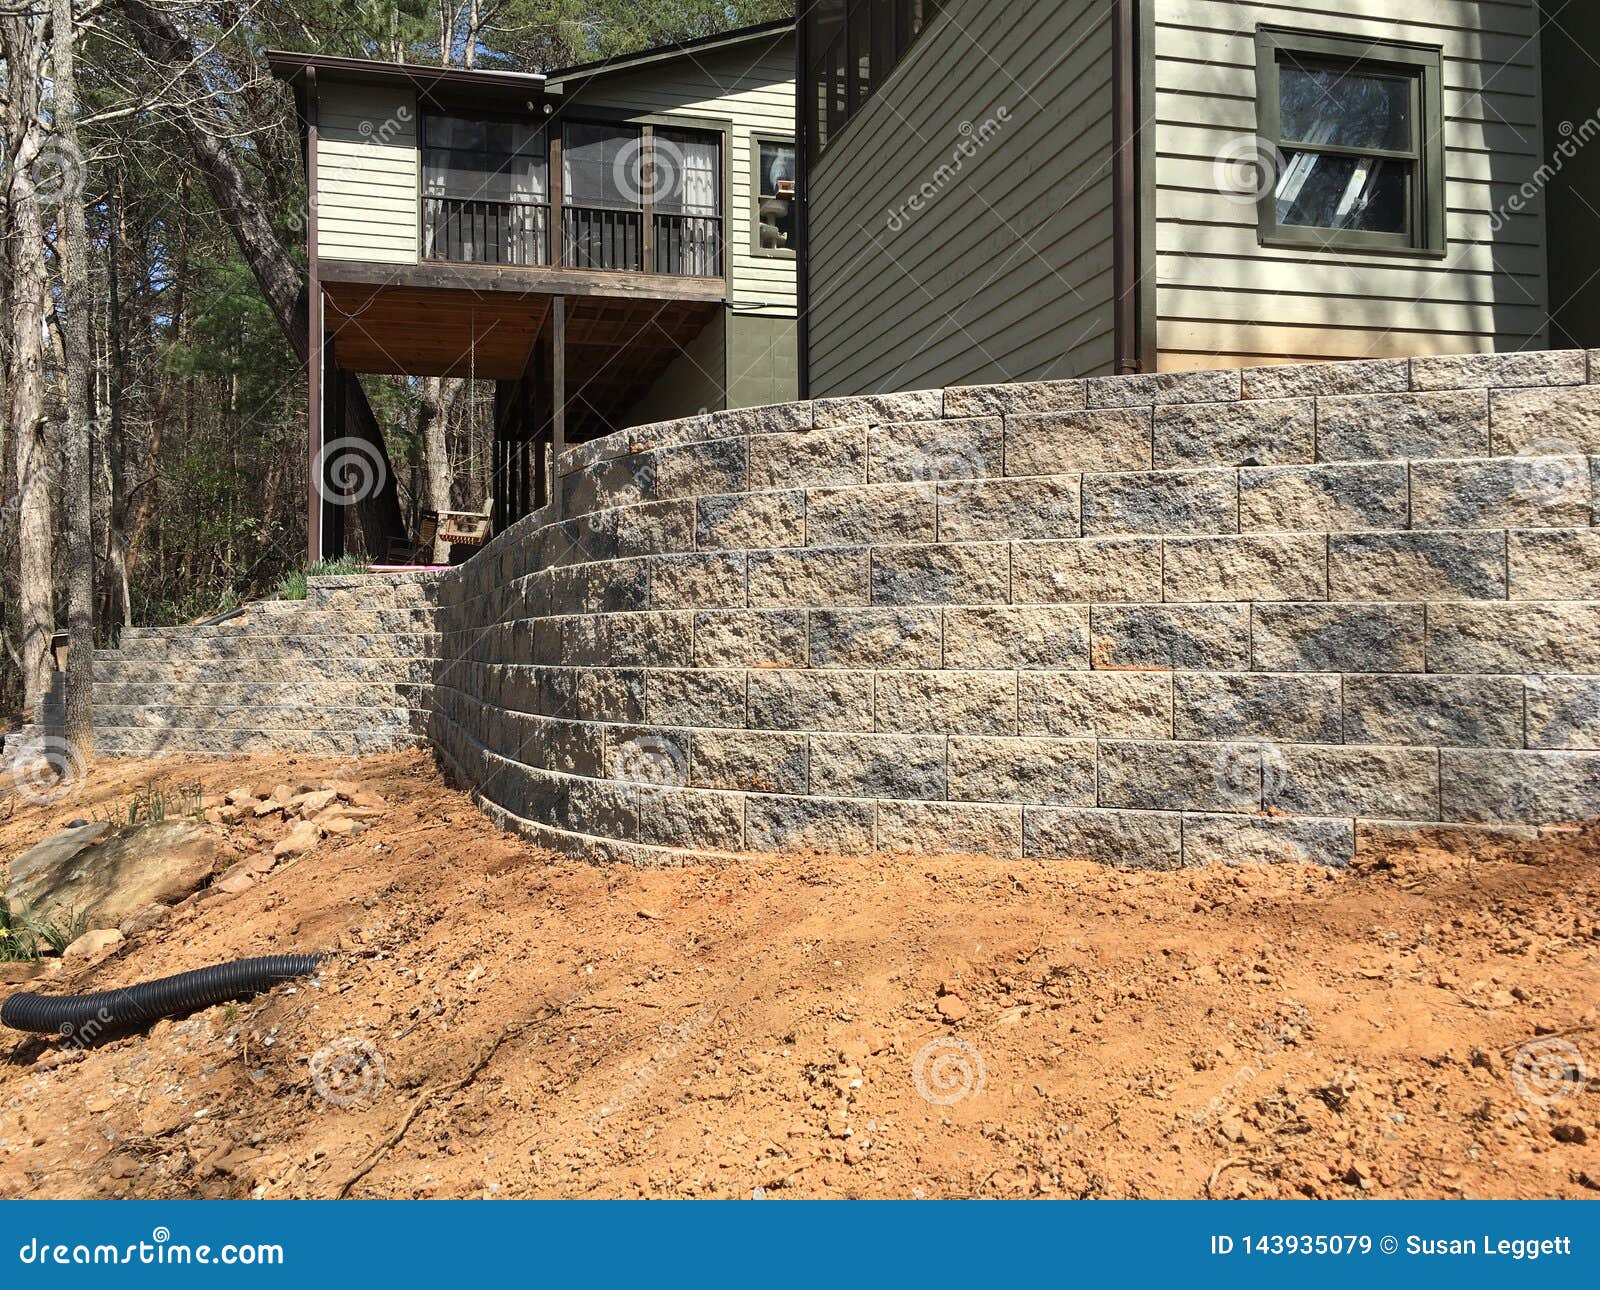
xmin=0 ymin=899 xmax=89 ymax=960
xmin=0 ymin=898 xmax=40 ymax=963
xmin=274 ymin=556 xmax=368 ymax=602
xmin=89 ymin=779 xmax=206 ymax=829
xmin=25 ymin=907 xmax=89 ymax=957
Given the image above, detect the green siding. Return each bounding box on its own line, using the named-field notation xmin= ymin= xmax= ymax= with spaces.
xmin=807 ymin=0 xmax=1119 ymax=396
xmin=728 ymin=312 xmax=799 ymax=408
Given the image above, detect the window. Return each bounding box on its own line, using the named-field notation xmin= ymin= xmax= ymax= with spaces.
xmin=422 ymin=114 xmax=548 ymax=265
xmin=652 ymin=127 xmax=722 ymax=276
xmin=562 ymin=121 xmax=643 ymax=270
xmin=805 ymin=0 xmax=940 ymax=164
xmin=1254 ymin=29 xmax=1445 ymax=255
xmin=753 ymin=136 xmax=796 ymax=257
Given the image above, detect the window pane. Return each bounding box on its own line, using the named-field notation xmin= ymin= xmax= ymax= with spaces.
xmin=758 ymin=140 xmax=797 ymax=251
xmin=564 ymin=122 xmax=641 ymax=209
xmin=1279 ymin=64 xmax=1412 ymax=152
xmin=654 ymin=129 xmax=719 ymax=215
xmin=1276 ymin=151 xmax=1409 ymax=234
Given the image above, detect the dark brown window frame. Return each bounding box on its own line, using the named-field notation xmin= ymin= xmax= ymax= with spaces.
xmin=1254 ymin=27 xmax=1447 ymax=258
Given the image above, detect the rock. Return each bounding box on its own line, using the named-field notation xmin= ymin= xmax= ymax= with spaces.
xmin=213 ymin=870 xmax=256 ymax=896
xmin=6 ymin=820 xmax=219 ymax=934
xmin=253 ymin=798 xmax=283 ymax=818
xmin=64 ymin=928 xmax=124 ymax=961
xmin=935 ymin=995 xmax=969 ymax=1022
xmin=244 ymin=854 xmax=276 ymax=875
xmin=273 ymin=819 xmax=320 ymax=859
xmin=1552 ymin=1122 xmax=1588 ymax=1145
xmin=349 ymin=790 xmax=387 ymax=810
xmin=285 ymin=789 xmax=337 ymax=818
xmin=224 ymin=786 xmax=253 ymax=807
xmin=118 ymin=904 xmax=172 ymax=937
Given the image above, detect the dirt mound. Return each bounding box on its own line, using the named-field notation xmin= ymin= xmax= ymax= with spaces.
xmin=1 ymin=750 xmax=1596 ymax=1199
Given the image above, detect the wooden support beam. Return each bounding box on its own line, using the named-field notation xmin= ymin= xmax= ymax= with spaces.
xmin=552 ymin=295 xmax=566 ymax=518
xmin=305 ymin=64 xmax=322 ymax=563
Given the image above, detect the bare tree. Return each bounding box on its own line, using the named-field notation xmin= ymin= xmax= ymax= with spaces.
xmin=2 ymin=10 xmax=56 ymax=720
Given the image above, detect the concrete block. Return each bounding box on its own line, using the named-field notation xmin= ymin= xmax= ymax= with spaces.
xmin=944 ymin=605 xmax=1090 ymax=669
xmin=1327 ymin=530 xmax=1506 ymax=601
xmin=808 ymin=608 xmax=942 ymax=668
xmin=805 ymin=482 xmax=937 ymax=547
xmin=691 ymin=729 xmax=807 ymax=794
xmin=655 ymin=437 xmax=747 ymax=500
xmin=1489 ymin=385 xmax=1600 ymax=454
xmin=1004 ymin=408 xmax=1152 ymax=476
xmin=1154 ymin=398 xmax=1315 ymax=468
xmin=1412 ymin=351 xmax=1586 ymax=391
xmin=939 ymin=476 xmax=1080 ymax=542
xmin=612 ymin=499 xmax=696 ymax=559
xmin=1162 ymin=534 xmax=1328 ymax=602
xmin=1426 ymin=603 xmax=1600 ymax=673
xmin=943 ymin=378 xmax=1085 ymax=417
xmin=1441 ymin=749 xmax=1600 ymax=824
xmin=1090 ymin=604 xmax=1251 ymax=671
xmin=808 ymin=733 xmax=946 ymax=800
xmin=693 ymin=610 xmax=807 ymax=668
xmin=1508 ymin=528 xmax=1600 ymax=599
xmin=1099 ymin=739 xmax=1263 ymax=812
xmin=647 ymin=669 xmax=746 ymax=729
xmin=1011 ymin=537 xmax=1161 ymax=604
xmin=576 ymin=668 xmax=646 ymax=723
xmin=745 ymin=794 xmax=875 ymax=854
xmin=560 ymin=777 xmax=639 ymax=841
xmin=1410 ymin=458 xmax=1591 ymax=528
xmin=1341 ymin=674 xmax=1524 ymax=747
xmin=1238 ymin=462 xmax=1409 ymax=533
xmin=748 ymin=424 xmax=867 ymax=490
xmin=1086 ymin=368 xmax=1241 ymax=407
xmin=868 ymin=417 xmax=1003 ymax=483
xmin=814 ymin=389 xmax=942 ymax=428
xmin=637 ymin=787 xmax=744 ymax=851
xmin=1082 ymin=468 xmax=1238 ymax=536
xmin=876 ymin=801 xmax=1024 ymax=857
xmin=1251 ymin=603 xmax=1424 ymax=672
xmin=1268 ymin=744 xmax=1438 ymax=819
xmin=1181 ymin=814 xmax=1354 ymax=867
xmin=649 ymin=552 xmax=746 ymax=610
xmin=1023 ymin=807 xmax=1185 ymax=868
xmin=875 ymin=670 xmax=1017 ymax=735
xmin=748 ymin=548 xmax=870 ymax=608
xmin=948 ymin=736 xmax=1096 ymax=805
xmin=696 ymin=490 xmax=806 ymax=550
xmin=1018 ymin=671 xmax=1173 ymax=738
xmin=1242 ymin=358 xmax=1409 ymax=399
xmin=1173 ymin=672 xmax=1342 ymax=743
xmin=708 ymin=401 xmax=814 ymax=438
xmin=748 ymin=669 xmax=876 ymax=732
xmin=1315 ymin=389 xmax=1489 ymax=461
xmin=1525 ymin=676 xmax=1600 ymax=749
xmin=871 ymin=542 xmax=1009 ymax=605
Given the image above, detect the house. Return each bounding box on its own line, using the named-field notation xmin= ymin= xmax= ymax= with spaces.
xmin=268 ymin=19 xmax=796 ymax=562
xmin=797 ymin=0 xmax=1573 ymax=397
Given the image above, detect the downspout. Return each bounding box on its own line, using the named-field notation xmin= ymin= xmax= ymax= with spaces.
xmin=795 ymin=12 xmax=810 ymax=398
xmin=1111 ymin=0 xmax=1140 ymax=374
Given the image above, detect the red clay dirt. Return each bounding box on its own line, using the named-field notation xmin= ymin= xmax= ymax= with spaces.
xmin=0 ymin=748 xmax=1596 ymax=1200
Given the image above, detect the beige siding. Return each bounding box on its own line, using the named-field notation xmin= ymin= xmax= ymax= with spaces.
xmin=316 ymin=82 xmax=418 ymax=265
xmin=1153 ymin=0 xmax=1549 ymax=369
xmin=557 ymin=36 xmax=797 ymax=316
xmin=807 ymin=0 xmax=1118 ymax=397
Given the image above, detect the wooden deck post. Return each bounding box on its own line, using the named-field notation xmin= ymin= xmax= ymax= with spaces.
xmin=305 ymin=64 xmax=323 ymax=563
xmin=552 ymin=294 xmax=566 ymax=519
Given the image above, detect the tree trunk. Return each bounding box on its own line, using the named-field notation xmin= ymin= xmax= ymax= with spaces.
xmin=52 ymin=0 xmax=96 ymax=762
xmin=3 ymin=11 xmax=56 ymax=720
xmin=106 ymin=164 xmax=133 ymax=630
xmin=416 ymin=376 xmax=460 ymax=562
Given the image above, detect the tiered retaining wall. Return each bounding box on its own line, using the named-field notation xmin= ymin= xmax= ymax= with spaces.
xmin=426 ymin=349 xmax=1600 ymax=867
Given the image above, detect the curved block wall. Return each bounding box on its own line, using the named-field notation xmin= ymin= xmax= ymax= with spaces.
xmin=427 ymin=349 xmax=1600 ymax=868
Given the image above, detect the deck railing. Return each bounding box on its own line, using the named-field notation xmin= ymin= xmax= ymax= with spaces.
xmin=423 ymin=196 xmax=549 ymax=267
xmin=562 ymin=205 xmax=642 ymax=272
xmin=653 ymin=213 xmax=723 ymax=278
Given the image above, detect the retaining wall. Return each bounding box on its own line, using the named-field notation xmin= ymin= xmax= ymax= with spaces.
xmin=424 ymin=348 xmax=1600 ymax=867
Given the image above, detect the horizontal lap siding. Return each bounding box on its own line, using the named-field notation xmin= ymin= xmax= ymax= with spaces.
xmin=807 ymin=0 xmax=1119 ymax=397
xmin=559 ymin=38 xmax=798 ymax=317
xmin=316 ymin=83 xmax=419 ymax=265
xmin=1153 ymin=0 xmax=1549 ymax=369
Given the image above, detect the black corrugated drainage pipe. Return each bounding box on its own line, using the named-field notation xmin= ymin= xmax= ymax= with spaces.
xmin=1 ymin=954 xmax=321 ymax=1039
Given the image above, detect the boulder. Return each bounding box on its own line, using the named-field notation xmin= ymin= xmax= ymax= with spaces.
xmin=6 ymin=820 xmax=219 ymax=934
xmin=64 ymin=928 xmax=125 ymax=961
xmin=273 ymin=819 xmax=321 ymax=859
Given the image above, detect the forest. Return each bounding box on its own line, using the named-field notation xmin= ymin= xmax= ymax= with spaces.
xmin=0 ymin=0 xmax=790 ymax=731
